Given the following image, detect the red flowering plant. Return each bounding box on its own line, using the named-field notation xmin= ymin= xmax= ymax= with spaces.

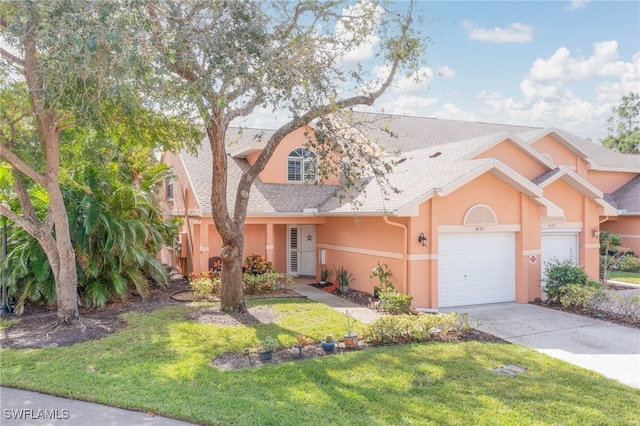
xmin=188 ymin=270 xmax=220 ymax=299
xmin=244 ymin=253 xmax=273 ymax=275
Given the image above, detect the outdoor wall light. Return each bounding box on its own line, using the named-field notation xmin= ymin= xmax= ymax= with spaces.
xmin=592 ymin=227 xmax=600 ymax=238
xmin=418 ymin=232 xmax=427 ymax=247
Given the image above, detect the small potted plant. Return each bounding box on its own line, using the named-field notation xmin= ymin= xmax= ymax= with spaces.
xmin=321 ymin=334 xmax=335 ymax=353
xmin=343 ymin=311 xmax=358 ymax=349
xmin=334 ymin=265 xmax=353 ymax=294
xmin=291 ymin=334 xmax=313 ymax=358
xmin=319 ymin=265 xmax=333 ymax=286
xmin=257 ymin=335 xmax=280 ymax=361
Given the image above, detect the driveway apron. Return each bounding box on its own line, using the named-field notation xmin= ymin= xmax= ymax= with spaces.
xmin=442 ymin=303 xmax=640 ymax=389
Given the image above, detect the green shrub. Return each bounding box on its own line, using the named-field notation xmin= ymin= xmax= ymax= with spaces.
xmin=189 ymin=271 xmax=220 ymax=299
xmin=558 ymin=282 xmax=607 ymax=309
xmin=543 ymin=257 xmax=588 ymax=302
xmin=242 ymin=272 xmax=294 ymax=294
xmin=378 ymin=289 xmax=413 ymax=314
xmin=619 ymin=256 xmax=640 ymax=273
xmin=611 ymin=294 xmax=640 ymax=322
xmin=363 ymin=313 xmax=471 ymax=346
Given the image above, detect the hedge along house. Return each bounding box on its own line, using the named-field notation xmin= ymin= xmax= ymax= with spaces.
xmin=160 ymin=114 xmax=640 ymax=310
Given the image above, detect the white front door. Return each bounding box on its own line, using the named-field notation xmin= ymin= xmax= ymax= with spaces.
xmin=438 ymin=232 xmax=516 ymax=307
xmin=288 ymin=225 xmax=316 ymax=276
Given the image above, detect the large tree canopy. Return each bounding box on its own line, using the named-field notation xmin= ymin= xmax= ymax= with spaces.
xmin=0 ymin=0 xmax=197 ymax=322
xmin=601 ymin=92 xmax=640 ymax=154
xmin=143 ymin=0 xmax=425 ymax=311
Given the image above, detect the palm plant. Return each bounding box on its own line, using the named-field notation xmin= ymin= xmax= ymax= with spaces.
xmin=6 ymin=161 xmax=179 ymax=311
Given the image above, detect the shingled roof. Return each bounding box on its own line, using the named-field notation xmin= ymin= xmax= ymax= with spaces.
xmin=177 ymin=114 xmax=639 ymax=217
xmin=605 ymin=176 xmax=640 ymax=214
xmin=180 ymin=145 xmax=336 ymax=216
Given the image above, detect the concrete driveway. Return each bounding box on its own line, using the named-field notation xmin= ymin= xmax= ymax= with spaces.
xmin=441 ymin=303 xmax=640 ymax=389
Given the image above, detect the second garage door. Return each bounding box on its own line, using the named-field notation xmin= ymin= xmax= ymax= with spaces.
xmin=438 ymin=232 xmax=515 ymax=308
xmin=541 ymin=232 xmax=579 ymax=287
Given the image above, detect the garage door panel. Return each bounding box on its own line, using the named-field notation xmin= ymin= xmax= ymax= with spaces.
xmin=541 ymin=233 xmax=579 ymax=287
xmin=438 ymin=233 xmax=515 ymax=307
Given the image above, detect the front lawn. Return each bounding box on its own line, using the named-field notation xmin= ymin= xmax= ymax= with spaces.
xmin=1 ymin=299 xmax=638 ymax=425
xmin=609 ymin=270 xmax=640 ymax=284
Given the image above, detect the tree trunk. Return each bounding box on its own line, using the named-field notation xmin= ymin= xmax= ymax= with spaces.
xmin=207 ymin=120 xmax=248 ymax=312
xmin=219 ymin=238 xmax=246 ymax=313
xmin=49 ymin=186 xmax=80 ymax=323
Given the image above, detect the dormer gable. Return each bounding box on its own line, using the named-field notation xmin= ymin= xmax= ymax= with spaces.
xmin=464 ymin=133 xmax=556 ymax=180
xmin=526 ymin=128 xmax=591 ymax=177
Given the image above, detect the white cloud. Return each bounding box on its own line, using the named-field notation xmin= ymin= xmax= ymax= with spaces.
xmin=564 ymin=0 xmax=590 ymax=12
xmin=372 ymin=94 xmax=440 ymax=117
xmin=527 ymin=41 xmax=634 ymax=82
xmin=437 ymin=66 xmax=456 ymax=78
xmin=335 ymin=0 xmax=384 ymax=62
xmin=432 ymin=103 xmax=476 ymax=121
xmin=463 ymin=20 xmax=534 ymax=43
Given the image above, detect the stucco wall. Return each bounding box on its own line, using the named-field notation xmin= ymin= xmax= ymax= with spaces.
xmin=601 ymin=217 xmax=640 ymax=255
xmin=587 ymin=170 xmax=637 ymax=193
xmin=249 ymin=126 xmax=340 ymax=186
xmin=475 ymin=141 xmax=547 ymax=180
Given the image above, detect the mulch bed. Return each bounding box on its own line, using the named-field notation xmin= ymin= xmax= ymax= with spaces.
xmin=529 ymin=283 xmax=640 ymax=330
xmin=311 ymin=282 xmax=381 ymax=310
xmin=530 ymin=300 xmax=640 ymax=329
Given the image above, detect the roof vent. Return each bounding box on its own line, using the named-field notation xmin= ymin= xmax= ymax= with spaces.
xmin=429 ymin=152 xmax=442 ymax=158
xmin=464 ymin=204 xmax=498 ymax=225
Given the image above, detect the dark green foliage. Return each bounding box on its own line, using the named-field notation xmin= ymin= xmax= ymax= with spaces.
xmin=542 ymin=258 xmax=589 ymax=302
xmin=6 ymin=162 xmax=179 ymax=311
xmin=601 ymin=92 xmax=640 ymax=154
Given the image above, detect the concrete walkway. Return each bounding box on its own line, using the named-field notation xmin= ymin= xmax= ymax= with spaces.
xmin=0 ymin=387 xmax=195 ymax=426
xmin=293 ymin=283 xmax=381 ymax=323
xmin=442 ymin=303 xmax=640 ymax=389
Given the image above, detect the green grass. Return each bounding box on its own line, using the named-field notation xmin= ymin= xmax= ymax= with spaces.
xmin=609 ymin=270 xmax=640 ymax=284
xmin=0 ymin=318 xmax=20 ymax=330
xmin=1 ymin=298 xmax=639 ymax=425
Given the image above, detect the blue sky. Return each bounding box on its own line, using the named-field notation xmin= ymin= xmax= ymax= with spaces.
xmin=372 ymin=0 xmax=640 ymax=141
xmin=248 ymin=1 xmax=639 ymax=142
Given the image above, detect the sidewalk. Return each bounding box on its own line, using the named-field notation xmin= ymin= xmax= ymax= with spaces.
xmin=293 ymin=281 xmax=381 ymax=324
xmin=0 ymin=387 xmax=195 ymax=426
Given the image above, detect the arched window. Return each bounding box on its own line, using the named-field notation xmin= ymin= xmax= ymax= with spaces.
xmin=287 ymin=148 xmax=317 ymax=182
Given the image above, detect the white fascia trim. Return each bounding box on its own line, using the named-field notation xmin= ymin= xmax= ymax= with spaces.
xmin=536 ymin=128 xmax=590 ymax=159
xmin=535 ymin=198 xmax=565 ymax=219
xmin=462 ymin=132 xmax=557 ymax=170
xmin=229 ymin=140 xmax=267 ymax=158
xmin=439 ymin=159 xmax=543 ymax=199
xmin=394 ymin=189 xmax=437 ymax=217
xmin=596 ymin=199 xmax=619 ymax=216
xmin=177 ymin=152 xmax=204 ymax=213
xmin=537 ymin=167 xmax=603 ymax=198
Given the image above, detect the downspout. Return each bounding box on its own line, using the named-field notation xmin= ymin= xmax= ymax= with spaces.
xmin=599 ymin=216 xmax=609 ymax=224
xmin=383 ymin=216 xmax=408 ymax=295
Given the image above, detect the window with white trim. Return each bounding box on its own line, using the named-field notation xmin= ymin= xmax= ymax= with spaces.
xmin=287 ymin=148 xmax=317 ymax=182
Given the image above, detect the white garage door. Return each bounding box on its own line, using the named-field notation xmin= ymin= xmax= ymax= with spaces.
xmin=438 ymin=233 xmax=515 ymax=308
xmin=541 ymin=233 xmax=579 ymax=286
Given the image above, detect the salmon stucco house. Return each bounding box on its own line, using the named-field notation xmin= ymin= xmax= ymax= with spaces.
xmin=160 ymin=114 xmax=640 ymax=310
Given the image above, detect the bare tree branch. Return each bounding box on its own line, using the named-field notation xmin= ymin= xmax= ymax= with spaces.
xmin=0 ymin=145 xmax=47 ymax=187
xmin=0 ymin=46 xmax=25 ymax=68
